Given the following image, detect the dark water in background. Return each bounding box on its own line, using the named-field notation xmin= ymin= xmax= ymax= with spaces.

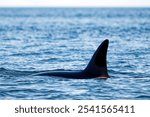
xmin=0 ymin=8 xmax=150 ymax=99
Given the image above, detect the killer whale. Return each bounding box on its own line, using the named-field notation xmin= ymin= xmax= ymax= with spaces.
xmin=35 ymin=39 xmax=109 ymax=79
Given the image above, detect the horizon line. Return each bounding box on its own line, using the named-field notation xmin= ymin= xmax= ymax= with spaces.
xmin=0 ymin=6 xmax=150 ymax=8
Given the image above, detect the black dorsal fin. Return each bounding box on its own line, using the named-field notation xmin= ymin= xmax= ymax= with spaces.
xmin=83 ymin=39 xmax=109 ymax=78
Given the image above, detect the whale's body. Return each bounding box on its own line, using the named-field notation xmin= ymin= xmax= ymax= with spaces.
xmin=36 ymin=39 xmax=109 ymax=79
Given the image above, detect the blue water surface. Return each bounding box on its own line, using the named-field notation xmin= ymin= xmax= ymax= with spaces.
xmin=0 ymin=8 xmax=150 ymax=100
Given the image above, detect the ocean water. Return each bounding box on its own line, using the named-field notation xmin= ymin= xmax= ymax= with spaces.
xmin=0 ymin=8 xmax=150 ymax=100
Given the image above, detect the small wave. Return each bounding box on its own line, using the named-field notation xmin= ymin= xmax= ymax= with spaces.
xmin=0 ymin=67 xmax=37 ymax=77
xmin=0 ymin=67 xmax=7 ymax=71
xmin=136 ymin=95 xmax=150 ymax=99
